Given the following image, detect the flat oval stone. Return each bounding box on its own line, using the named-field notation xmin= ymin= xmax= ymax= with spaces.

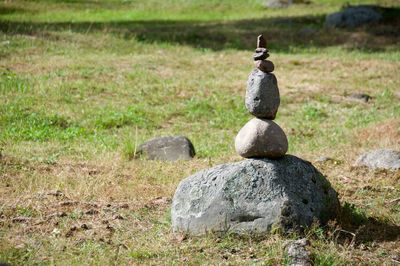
xmin=254 ymin=60 xmax=275 ymax=73
xmin=245 ymin=69 xmax=280 ymax=119
xmin=253 ymin=50 xmax=269 ymax=60
xmin=255 ymin=47 xmax=268 ymax=53
xmin=235 ymin=118 xmax=288 ymax=158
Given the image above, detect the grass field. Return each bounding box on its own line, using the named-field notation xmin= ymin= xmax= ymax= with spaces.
xmin=1 ymin=0 xmax=400 ymax=265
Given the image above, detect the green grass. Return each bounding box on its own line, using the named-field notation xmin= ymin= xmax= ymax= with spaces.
xmin=1 ymin=0 xmax=400 ymax=265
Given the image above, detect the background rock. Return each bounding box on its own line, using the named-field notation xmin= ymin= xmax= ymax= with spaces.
xmin=394 ymin=90 xmax=400 ymax=100
xmin=346 ymin=93 xmax=372 ymax=103
xmin=325 ymin=5 xmax=382 ymax=28
xmin=265 ymin=0 xmax=293 ymax=8
xmin=315 ymin=156 xmax=334 ymax=163
xmin=246 ymin=69 xmax=280 ymax=119
xmin=136 ymin=136 xmax=195 ymax=161
xmin=235 ymin=118 xmax=288 ymax=158
xmin=172 ymin=156 xmax=339 ymax=235
xmin=355 ymin=149 xmax=400 ymax=170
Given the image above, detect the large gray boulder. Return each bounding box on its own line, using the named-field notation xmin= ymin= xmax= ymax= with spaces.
xmin=171 ymin=156 xmax=339 ymax=235
xmin=235 ymin=118 xmax=288 ymax=158
xmin=325 ymin=5 xmax=382 ymax=28
xmin=136 ymin=136 xmax=195 ymax=161
xmin=246 ymin=69 xmax=280 ymax=119
xmin=355 ymin=149 xmax=400 ymax=171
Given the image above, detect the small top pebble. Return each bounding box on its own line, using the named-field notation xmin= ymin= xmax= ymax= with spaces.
xmin=257 ymin=34 xmax=267 ymax=48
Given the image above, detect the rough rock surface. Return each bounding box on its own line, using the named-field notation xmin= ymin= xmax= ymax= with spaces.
xmin=265 ymin=0 xmax=293 ymax=8
xmin=355 ymin=149 xmax=400 ymax=170
xmin=171 ymin=156 xmax=340 ymax=234
xmin=285 ymin=238 xmax=312 ymax=266
xmin=325 ymin=5 xmax=382 ymax=28
xmin=235 ymin=118 xmax=288 ymax=158
xmin=246 ymin=69 xmax=280 ymax=119
xmin=136 ymin=136 xmax=195 ymax=161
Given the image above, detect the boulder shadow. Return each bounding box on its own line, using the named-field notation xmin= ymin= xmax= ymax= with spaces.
xmin=337 ymin=202 xmax=400 ymax=244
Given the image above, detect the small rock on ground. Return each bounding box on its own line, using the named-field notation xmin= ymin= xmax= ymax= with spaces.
xmin=315 ymin=156 xmax=334 ymax=163
xmin=285 ymin=238 xmax=312 ymax=266
xmin=136 ymin=136 xmax=195 ymax=161
xmin=346 ymin=93 xmax=372 ymax=103
xmin=265 ymin=0 xmax=293 ymax=8
xmin=355 ymin=149 xmax=400 ymax=171
xmin=393 ymin=91 xmax=400 ymax=100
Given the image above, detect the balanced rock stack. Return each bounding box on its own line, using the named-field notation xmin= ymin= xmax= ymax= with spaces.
xmin=171 ymin=35 xmax=340 ymax=235
xmin=235 ymin=35 xmax=288 ymax=159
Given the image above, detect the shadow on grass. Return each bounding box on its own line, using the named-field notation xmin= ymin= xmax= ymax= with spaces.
xmin=337 ymin=202 xmax=400 ymax=244
xmin=0 ymin=7 xmax=399 ymax=52
xmin=219 ymin=202 xmax=400 ymax=245
xmin=0 ymin=6 xmax=27 ymax=15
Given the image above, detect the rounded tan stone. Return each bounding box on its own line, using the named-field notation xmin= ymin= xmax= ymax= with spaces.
xmin=235 ymin=118 xmax=288 ymax=158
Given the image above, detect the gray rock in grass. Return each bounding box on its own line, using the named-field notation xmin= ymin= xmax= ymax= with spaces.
xmin=346 ymin=93 xmax=372 ymax=103
xmin=285 ymin=238 xmax=312 ymax=266
xmin=171 ymin=155 xmax=340 ymax=235
xmin=136 ymin=136 xmax=195 ymax=161
xmin=265 ymin=0 xmax=293 ymax=8
xmin=315 ymin=156 xmax=334 ymax=163
xmin=246 ymin=69 xmax=280 ymax=119
xmin=325 ymin=5 xmax=382 ymax=28
xmin=355 ymin=149 xmax=400 ymax=171
xmin=235 ymin=118 xmax=288 ymax=159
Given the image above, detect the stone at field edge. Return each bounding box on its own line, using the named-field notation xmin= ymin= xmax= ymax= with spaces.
xmin=355 ymin=149 xmax=400 ymax=170
xmin=136 ymin=136 xmax=195 ymax=161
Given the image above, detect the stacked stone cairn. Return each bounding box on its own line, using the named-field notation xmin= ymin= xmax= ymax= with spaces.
xmin=235 ymin=35 xmax=288 ymax=159
xmin=171 ymin=35 xmax=339 ymax=235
